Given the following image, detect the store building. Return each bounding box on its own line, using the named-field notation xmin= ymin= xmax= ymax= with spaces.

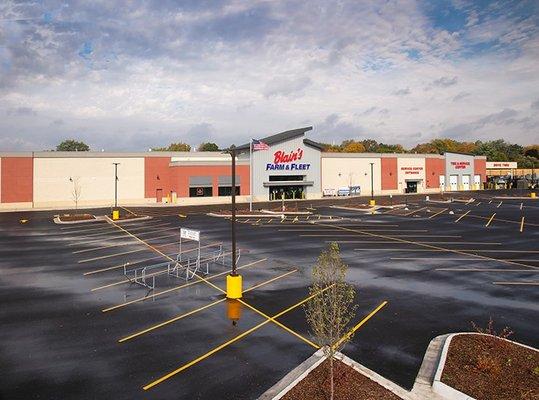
xmin=0 ymin=127 xmax=487 ymax=210
xmin=236 ymin=127 xmax=323 ymax=201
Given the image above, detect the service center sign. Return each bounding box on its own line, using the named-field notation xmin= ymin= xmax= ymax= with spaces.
xmin=451 ymin=161 xmax=471 ymax=170
xmin=266 ymin=148 xmax=311 ymax=171
xmin=401 ymin=166 xmax=423 ymax=175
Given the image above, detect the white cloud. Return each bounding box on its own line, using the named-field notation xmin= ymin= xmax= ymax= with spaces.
xmin=0 ymin=0 xmax=538 ymax=151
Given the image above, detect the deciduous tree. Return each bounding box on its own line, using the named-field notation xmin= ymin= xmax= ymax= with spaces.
xmin=56 ymin=139 xmax=89 ymax=151
xmin=304 ymin=242 xmax=357 ymax=400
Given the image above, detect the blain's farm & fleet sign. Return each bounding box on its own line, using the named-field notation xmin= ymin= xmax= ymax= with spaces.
xmin=266 ymin=148 xmax=311 ymax=171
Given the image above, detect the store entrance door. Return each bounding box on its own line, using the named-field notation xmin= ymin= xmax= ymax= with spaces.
xmin=269 ymin=185 xmax=305 ymax=200
xmin=405 ymin=181 xmax=418 ymax=193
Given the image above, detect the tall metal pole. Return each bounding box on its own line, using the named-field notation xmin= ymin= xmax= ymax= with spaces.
xmin=113 ymin=163 xmax=120 ymax=207
xmin=249 ymin=139 xmax=253 ymax=212
xmin=370 ymin=162 xmax=374 ymax=200
xmin=230 ymin=146 xmax=237 ymax=275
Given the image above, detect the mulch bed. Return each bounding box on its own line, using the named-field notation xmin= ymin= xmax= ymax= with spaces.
xmin=441 ymin=334 xmax=539 ymax=400
xmin=58 ymin=214 xmax=96 ymax=222
xmin=282 ymin=359 xmax=402 ymax=400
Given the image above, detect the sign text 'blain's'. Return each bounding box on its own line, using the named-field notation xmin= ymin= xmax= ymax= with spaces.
xmin=266 ymin=148 xmax=311 ymax=171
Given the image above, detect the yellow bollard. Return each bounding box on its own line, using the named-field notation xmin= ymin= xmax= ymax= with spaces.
xmin=112 ymin=210 xmax=120 ymax=220
xmin=531 ymin=192 xmax=537 ymax=199
xmin=369 ymin=199 xmax=376 ymax=206
xmin=226 ymin=274 xmax=242 ymax=299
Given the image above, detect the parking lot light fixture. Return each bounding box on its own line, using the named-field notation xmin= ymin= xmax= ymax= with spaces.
xmin=225 ymin=145 xmax=242 ymax=299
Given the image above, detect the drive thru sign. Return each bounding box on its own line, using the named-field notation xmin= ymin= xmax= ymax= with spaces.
xmin=180 ymin=228 xmax=200 ymax=242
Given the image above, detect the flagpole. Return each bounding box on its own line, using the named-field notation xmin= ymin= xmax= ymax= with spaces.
xmin=249 ymin=139 xmax=253 ymax=211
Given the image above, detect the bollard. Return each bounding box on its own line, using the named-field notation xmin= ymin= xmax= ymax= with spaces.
xmin=531 ymin=192 xmax=537 ymax=199
xmin=226 ymin=274 xmax=243 ymax=299
xmin=112 ymin=210 xmax=120 ymax=220
xmin=369 ymin=199 xmax=376 ymax=206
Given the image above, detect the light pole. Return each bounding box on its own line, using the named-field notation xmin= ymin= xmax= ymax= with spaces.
xmin=113 ymin=163 xmax=120 ymax=208
xmin=369 ymin=162 xmax=375 ymax=205
xmin=226 ymin=145 xmax=242 ymax=300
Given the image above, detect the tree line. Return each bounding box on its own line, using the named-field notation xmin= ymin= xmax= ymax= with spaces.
xmin=321 ymin=139 xmax=539 ymax=167
xmin=55 ymin=140 xmax=220 ymax=152
xmin=55 ymin=138 xmax=538 ymax=167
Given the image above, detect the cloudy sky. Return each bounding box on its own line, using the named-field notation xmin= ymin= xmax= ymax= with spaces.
xmin=1 ymin=0 xmax=538 ymax=151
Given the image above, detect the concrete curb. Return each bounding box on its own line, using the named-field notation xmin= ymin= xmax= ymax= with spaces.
xmin=258 ymin=348 xmax=414 ymax=400
xmin=207 ymin=212 xmax=284 ymax=219
xmin=53 ymin=215 xmax=104 ymax=224
xmin=329 ymin=205 xmax=377 ymax=213
xmin=432 ymin=333 xmax=539 ymax=400
xmin=258 ymin=348 xmax=325 ymax=400
xmin=261 ymin=209 xmax=313 ymax=216
xmin=104 ymin=215 xmax=152 ymax=224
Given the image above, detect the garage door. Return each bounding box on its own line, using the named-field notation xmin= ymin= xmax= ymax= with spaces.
xmin=462 ymin=175 xmax=470 ymax=191
xmin=449 ymin=175 xmax=458 ymax=191
xmin=439 ymin=175 xmax=445 ymax=189
xmin=474 ymin=174 xmax=481 ymax=189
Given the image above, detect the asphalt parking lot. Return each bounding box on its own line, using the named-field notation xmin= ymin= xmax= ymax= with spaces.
xmin=0 ymin=190 xmax=537 ymax=400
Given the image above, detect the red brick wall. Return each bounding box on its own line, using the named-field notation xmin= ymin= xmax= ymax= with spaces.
xmin=170 ymin=165 xmax=250 ymax=197
xmin=1 ymin=157 xmax=33 ymax=203
xmin=474 ymin=158 xmax=486 ymax=182
xmin=144 ymin=157 xmax=173 ymax=198
xmin=425 ymin=158 xmax=445 ymax=188
xmin=144 ymin=157 xmax=250 ymax=199
xmin=381 ymin=158 xmax=397 ymax=190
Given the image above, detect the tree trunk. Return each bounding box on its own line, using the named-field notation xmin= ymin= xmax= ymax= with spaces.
xmin=330 ymin=355 xmax=334 ymax=400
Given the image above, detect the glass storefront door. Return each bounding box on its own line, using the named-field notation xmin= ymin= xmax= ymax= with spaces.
xmin=269 ymin=185 xmax=305 ymax=200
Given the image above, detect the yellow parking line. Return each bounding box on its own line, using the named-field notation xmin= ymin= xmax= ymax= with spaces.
xmin=118 ymin=269 xmax=298 ymax=343
xmin=428 ymin=208 xmax=448 ymax=219
xmin=142 ymin=285 xmax=334 ymax=391
xmin=455 ymin=210 xmax=470 ymax=222
xmin=437 ymin=268 xmax=539 ymax=272
xmin=84 ymin=254 xmax=168 ymax=276
xmin=332 ymin=301 xmax=387 ymax=349
xmin=404 ymin=206 xmax=427 ymax=216
xmin=73 ymin=234 xmax=177 ymax=254
xmin=107 ymin=219 xmax=336 ymax=358
xmin=79 ymin=248 xmax=148 ymax=263
xmin=313 ymin=222 xmax=538 ymax=270
xmin=96 ymin=220 xmax=232 ymax=293
xmin=101 ymin=259 xmax=267 ymax=311
xmin=485 ymin=213 xmax=496 ymax=227
xmin=92 ymin=250 xmax=234 ymax=292
xmin=82 ymin=243 xmax=218 ymax=276
xmin=354 ymin=248 xmax=539 ymax=253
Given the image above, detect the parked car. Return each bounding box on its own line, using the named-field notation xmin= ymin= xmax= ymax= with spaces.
xmin=337 ymin=187 xmax=350 ymax=196
xmin=323 ymin=188 xmax=336 ymax=196
xmin=337 ymin=186 xmax=361 ymax=196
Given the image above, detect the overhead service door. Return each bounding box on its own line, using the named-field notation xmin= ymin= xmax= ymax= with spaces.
xmin=449 ymin=175 xmax=458 ymax=191
xmin=439 ymin=175 xmax=445 ymax=190
xmin=474 ymin=175 xmax=481 ymax=190
xmin=462 ymin=175 xmax=470 ymax=191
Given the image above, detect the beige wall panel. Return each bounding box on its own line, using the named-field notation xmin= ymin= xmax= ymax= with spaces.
xmin=321 ymin=157 xmax=382 ymax=195
xmin=34 ymin=157 xmax=144 ymax=206
xmin=397 ymin=157 xmax=426 ymax=192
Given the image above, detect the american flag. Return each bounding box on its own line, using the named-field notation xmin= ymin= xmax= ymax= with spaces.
xmin=252 ymin=139 xmax=270 ymax=151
